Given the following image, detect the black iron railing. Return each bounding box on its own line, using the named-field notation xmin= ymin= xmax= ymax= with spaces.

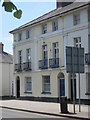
xmin=39 ymin=59 xmax=48 ymax=69
xmin=49 ymin=58 xmax=59 ymax=68
xmin=14 ymin=63 xmax=22 ymax=71
xmin=23 ymin=62 xmax=31 ymax=70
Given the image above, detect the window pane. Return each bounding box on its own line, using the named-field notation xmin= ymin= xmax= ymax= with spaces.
xmin=18 ymin=51 xmax=22 ymax=63
xmin=73 ymin=14 xmax=80 ymax=25
xmin=43 ymin=76 xmax=50 ymax=92
xmin=18 ymin=33 xmax=22 ymax=41
xmin=26 ymin=30 xmax=31 ymax=39
xmin=43 ymin=24 xmax=47 ymax=34
xmin=53 ymin=20 xmax=58 ymax=31
xmin=74 ymin=37 xmax=81 ymax=48
xmin=26 ymin=48 xmax=31 ymax=62
xmin=88 ymin=9 xmax=90 ymax=21
xmin=88 ymin=74 xmax=90 ymax=92
xmin=25 ymin=77 xmax=32 ymax=92
xmin=42 ymin=45 xmax=47 ymax=59
xmin=53 ymin=42 xmax=59 ymax=58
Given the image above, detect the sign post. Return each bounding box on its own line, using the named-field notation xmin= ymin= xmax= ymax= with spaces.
xmin=78 ymin=48 xmax=80 ymax=112
xmin=78 ymin=48 xmax=84 ymax=112
xmin=66 ymin=47 xmax=84 ymax=113
xmin=72 ymin=48 xmax=75 ymax=113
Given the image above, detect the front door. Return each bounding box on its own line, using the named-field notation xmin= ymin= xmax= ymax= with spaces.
xmin=16 ymin=79 xmax=20 ymax=98
xmin=60 ymin=79 xmax=65 ymax=96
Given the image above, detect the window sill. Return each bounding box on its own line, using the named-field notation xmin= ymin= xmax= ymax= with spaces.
xmin=85 ymin=92 xmax=90 ymax=95
xmin=18 ymin=40 xmax=22 ymax=41
xmin=26 ymin=37 xmax=30 ymax=39
xmin=74 ymin=23 xmax=80 ymax=26
xmin=24 ymin=91 xmax=32 ymax=94
xmin=41 ymin=92 xmax=51 ymax=94
xmin=52 ymin=29 xmax=58 ymax=32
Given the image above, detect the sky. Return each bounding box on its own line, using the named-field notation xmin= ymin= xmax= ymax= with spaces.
xmin=1 ymin=1 xmax=56 ymax=55
xmin=1 ymin=0 xmax=89 ymax=55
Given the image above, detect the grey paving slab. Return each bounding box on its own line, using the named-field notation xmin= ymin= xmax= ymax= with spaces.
xmin=0 ymin=100 xmax=89 ymax=119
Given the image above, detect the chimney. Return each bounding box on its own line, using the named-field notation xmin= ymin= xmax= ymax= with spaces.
xmin=56 ymin=0 xmax=74 ymax=9
xmin=0 ymin=42 xmax=4 ymax=53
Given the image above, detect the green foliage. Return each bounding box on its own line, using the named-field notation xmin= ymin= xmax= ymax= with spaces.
xmin=2 ymin=2 xmax=17 ymax=12
xmin=2 ymin=0 xmax=22 ymax=19
xmin=14 ymin=9 xmax=22 ymax=19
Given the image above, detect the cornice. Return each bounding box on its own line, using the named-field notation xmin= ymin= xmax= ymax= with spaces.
xmin=13 ymin=23 xmax=89 ymax=48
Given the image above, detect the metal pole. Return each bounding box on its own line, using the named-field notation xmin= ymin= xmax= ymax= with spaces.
xmin=72 ymin=48 xmax=75 ymax=114
xmin=73 ymin=73 xmax=75 ymax=114
xmin=78 ymin=48 xmax=81 ymax=112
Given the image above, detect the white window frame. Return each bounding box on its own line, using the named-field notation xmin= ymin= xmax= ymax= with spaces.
xmin=26 ymin=30 xmax=30 ymax=39
xmin=88 ymin=74 xmax=90 ymax=92
xmin=73 ymin=13 xmax=80 ymax=25
xmin=42 ymin=45 xmax=47 ymax=60
xmin=52 ymin=20 xmax=58 ymax=31
xmin=42 ymin=24 xmax=47 ymax=34
xmin=26 ymin=48 xmax=31 ymax=62
xmin=18 ymin=33 xmax=22 ymax=41
xmin=74 ymin=37 xmax=81 ymax=48
xmin=25 ymin=77 xmax=32 ymax=92
xmin=42 ymin=76 xmax=50 ymax=92
xmin=53 ymin=42 xmax=59 ymax=58
xmin=88 ymin=8 xmax=90 ymax=22
xmin=18 ymin=50 xmax=22 ymax=63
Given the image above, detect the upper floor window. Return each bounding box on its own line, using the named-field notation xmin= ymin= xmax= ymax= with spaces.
xmin=26 ymin=48 xmax=31 ymax=62
xmin=18 ymin=33 xmax=22 ymax=41
xmin=14 ymin=35 xmax=16 ymax=42
xmin=73 ymin=13 xmax=80 ymax=25
xmin=53 ymin=42 xmax=59 ymax=58
xmin=88 ymin=9 xmax=90 ymax=22
xmin=26 ymin=30 xmax=30 ymax=39
xmin=42 ymin=24 xmax=47 ymax=34
xmin=25 ymin=77 xmax=32 ymax=92
xmin=88 ymin=74 xmax=90 ymax=92
xmin=74 ymin=37 xmax=81 ymax=48
xmin=52 ymin=20 xmax=58 ymax=31
xmin=42 ymin=45 xmax=47 ymax=60
xmin=18 ymin=50 xmax=22 ymax=63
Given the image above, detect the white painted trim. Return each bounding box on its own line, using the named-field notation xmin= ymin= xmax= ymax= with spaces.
xmin=34 ymin=38 xmax=38 ymax=71
xmin=14 ymin=23 xmax=89 ymax=47
xmin=64 ymin=34 xmax=68 ymax=68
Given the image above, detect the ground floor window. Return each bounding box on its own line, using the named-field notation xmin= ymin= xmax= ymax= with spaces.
xmin=42 ymin=76 xmax=50 ymax=93
xmin=25 ymin=77 xmax=32 ymax=92
xmin=88 ymin=74 xmax=90 ymax=92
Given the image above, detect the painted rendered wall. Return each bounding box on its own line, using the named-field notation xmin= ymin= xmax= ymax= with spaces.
xmin=63 ymin=8 xmax=89 ymax=100
xmin=2 ymin=63 xmax=13 ymax=96
xmin=13 ymin=6 xmax=90 ymax=101
xmin=0 ymin=63 xmax=2 ymax=97
xmin=14 ymin=68 xmax=67 ymax=98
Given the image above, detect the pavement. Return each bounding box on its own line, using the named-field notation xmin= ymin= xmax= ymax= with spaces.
xmin=0 ymin=99 xmax=90 ymax=119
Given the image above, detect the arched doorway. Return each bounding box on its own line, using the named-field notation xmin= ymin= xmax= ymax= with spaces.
xmin=16 ymin=76 xmax=20 ymax=98
xmin=58 ymin=73 xmax=65 ymax=97
xmin=69 ymin=74 xmax=76 ymax=101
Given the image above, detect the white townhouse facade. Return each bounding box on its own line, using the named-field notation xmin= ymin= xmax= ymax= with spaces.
xmin=0 ymin=43 xmax=13 ymax=98
xmin=10 ymin=1 xmax=90 ymax=104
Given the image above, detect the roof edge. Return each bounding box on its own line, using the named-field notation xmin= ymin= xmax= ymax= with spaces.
xmin=10 ymin=2 xmax=90 ymax=34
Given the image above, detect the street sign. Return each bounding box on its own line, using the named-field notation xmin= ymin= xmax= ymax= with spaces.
xmin=66 ymin=47 xmax=84 ymax=73
xmin=66 ymin=47 xmax=72 ymax=73
xmin=79 ymin=48 xmax=84 ymax=73
xmin=66 ymin=46 xmax=84 ymax=113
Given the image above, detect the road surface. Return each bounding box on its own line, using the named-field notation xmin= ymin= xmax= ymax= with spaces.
xmin=1 ymin=108 xmax=81 ymax=120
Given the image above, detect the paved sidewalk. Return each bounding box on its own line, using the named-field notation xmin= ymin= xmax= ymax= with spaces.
xmin=0 ymin=100 xmax=90 ymax=119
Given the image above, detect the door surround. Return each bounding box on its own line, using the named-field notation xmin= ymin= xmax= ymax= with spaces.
xmin=16 ymin=76 xmax=20 ymax=98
